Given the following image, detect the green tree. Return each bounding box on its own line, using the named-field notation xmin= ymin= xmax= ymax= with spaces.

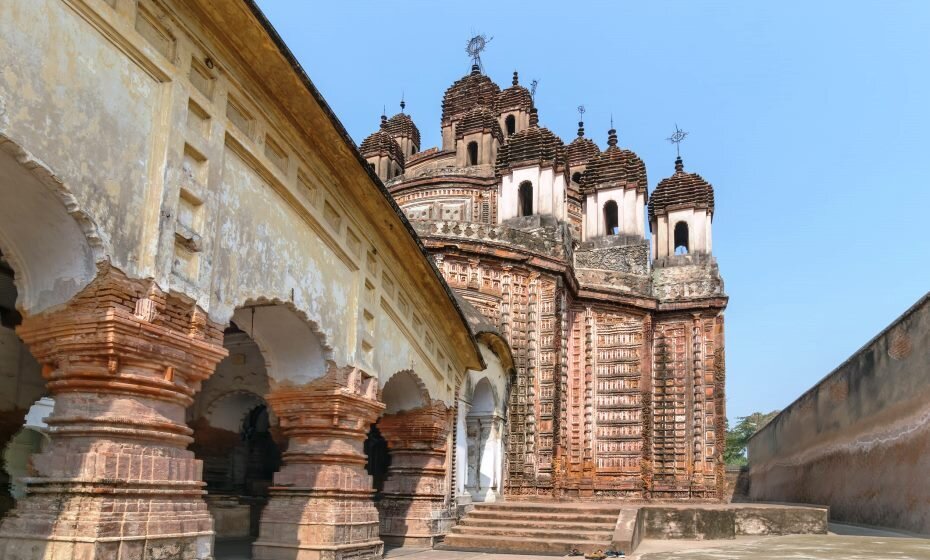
xmin=724 ymin=411 xmax=780 ymax=466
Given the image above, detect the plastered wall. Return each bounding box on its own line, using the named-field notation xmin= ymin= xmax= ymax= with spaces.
xmin=0 ymin=0 xmax=478 ymax=402
xmin=747 ymin=293 xmax=930 ymax=534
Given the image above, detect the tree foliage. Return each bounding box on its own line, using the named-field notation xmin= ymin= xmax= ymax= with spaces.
xmin=724 ymin=410 xmax=780 ymax=466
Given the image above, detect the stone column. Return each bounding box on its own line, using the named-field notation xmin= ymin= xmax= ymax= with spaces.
xmin=252 ymin=368 xmax=384 ymax=560
xmin=378 ymin=402 xmax=453 ymax=547
xmin=0 ymin=266 xmax=227 ymax=560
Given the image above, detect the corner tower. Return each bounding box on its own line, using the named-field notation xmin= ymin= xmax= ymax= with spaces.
xmin=649 ymin=156 xmax=715 ymax=259
xmin=580 ymin=128 xmax=647 ymax=240
xmin=494 ymin=108 xmax=569 ymax=221
xmin=360 ymin=114 xmax=405 ymax=182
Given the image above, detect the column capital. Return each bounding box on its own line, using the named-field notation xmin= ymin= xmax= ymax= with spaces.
xmin=17 ymin=264 xmax=227 ymax=408
xmin=379 ymin=400 xmax=452 ymax=451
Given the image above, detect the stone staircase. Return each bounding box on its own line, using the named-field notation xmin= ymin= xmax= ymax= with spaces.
xmin=441 ymin=502 xmax=629 ymax=555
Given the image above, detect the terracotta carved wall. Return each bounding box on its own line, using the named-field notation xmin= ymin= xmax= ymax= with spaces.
xmin=434 ymin=255 xmax=725 ymax=499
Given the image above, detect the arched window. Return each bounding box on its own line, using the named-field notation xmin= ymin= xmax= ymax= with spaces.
xmin=604 ymin=200 xmax=619 ymax=235
xmin=505 ymin=114 xmax=516 ymax=136
xmin=411 ymin=144 xmax=416 ymax=155
xmin=518 ymin=181 xmax=533 ymax=216
xmin=467 ymin=141 xmax=479 ymax=165
xmin=572 ymin=171 xmax=582 ymax=185
xmin=674 ymin=221 xmax=689 ymax=255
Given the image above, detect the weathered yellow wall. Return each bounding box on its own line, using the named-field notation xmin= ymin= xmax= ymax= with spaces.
xmin=0 ymin=0 xmax=476 ymax=402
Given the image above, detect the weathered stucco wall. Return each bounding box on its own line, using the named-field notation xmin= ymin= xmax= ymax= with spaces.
xmin=0 ymin=0 xmax=481 ymax=402
xmin=747 ymin=292 xmax=930 ymax=534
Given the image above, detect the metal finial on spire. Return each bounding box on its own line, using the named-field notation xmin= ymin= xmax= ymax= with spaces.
xmin=577 ymin=105 xmax=586 ymax=137
xmin=400 ymin=92 xmax=405 ymax=113
xmin=666 ymin=124 xmax=689 ymax=158
xmin=610 ymin=113 xmax=614 ymax=129
xmin=465 ymin=33 xmax=492 ymax=71
xmin=529 ymin=79 xmax=539 ymax=101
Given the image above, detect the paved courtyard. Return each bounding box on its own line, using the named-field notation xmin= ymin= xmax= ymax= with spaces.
xmin=215 ymin=525 xmax=930 ymax=559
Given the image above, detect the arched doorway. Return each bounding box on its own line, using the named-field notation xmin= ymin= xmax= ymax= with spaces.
xmin=465 ymin=378 xmax=503 ymax=502
xmin=467 ymin=141 xmax=479 ymax=165
xmin=189 ymin=323 xmax=281 ymax=545
xmin=674 ymin=221 xmax=690 ymax=254
xmin=376 ymin=371 xmax=453 ymax=548
xmin=518 ymin=181 xmax=534 ymax=217
xmin=604 ymin=200 xmax=619 ymax=235
xmin=0 ymin=253 xmax=47 ymax=520
xmin=505 ymin=114 xmax=516 ymax=136
xmin=364 ymin=424 xmax=390 ymax=498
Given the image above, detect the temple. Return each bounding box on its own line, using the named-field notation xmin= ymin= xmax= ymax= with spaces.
xmin=362 ymin=60 xmax=727 ymax=500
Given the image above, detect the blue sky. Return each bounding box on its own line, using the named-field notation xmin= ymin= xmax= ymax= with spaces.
xmin=256 ymin=1 xmax=930 ymax=420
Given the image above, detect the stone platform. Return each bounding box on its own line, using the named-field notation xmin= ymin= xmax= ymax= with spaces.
xmin=441 ymin=502 xmax=828 ymax=556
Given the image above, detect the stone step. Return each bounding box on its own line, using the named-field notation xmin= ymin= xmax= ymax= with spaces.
xmin=466 ymin=509 xmax=620 ymax=524
xmin=458 ymin=517 xmax=616 ymax=532
xmin=441 ymin=533 xmax=611 ymax=555
xmin=450 ymin=524 xmax=613 ymax=541
xmin=472 ymin=502 xmax=625 ymax=516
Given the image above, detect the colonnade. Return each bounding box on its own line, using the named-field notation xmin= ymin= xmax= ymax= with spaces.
xmin=0 ymin=266 xmax=507 ymax=559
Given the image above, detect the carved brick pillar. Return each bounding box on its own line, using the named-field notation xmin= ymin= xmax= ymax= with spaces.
xmin=252 ymin=369 xmax=384 ymax=560
xmin=378 ymin=402 xmax=453 ymax=547
xmin=0 ymin=267 xmax=227 ymax=560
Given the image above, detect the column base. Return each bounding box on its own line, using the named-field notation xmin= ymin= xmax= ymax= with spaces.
xmin=380 ymin=535 xmax=440 ymax=549
xmin=0 ymin=492 xmax=214 ymax=560
xmin=378 ymin=496 xmax=453 ymax=547
xmin=252 ymin=492 xmax=382 ymax=560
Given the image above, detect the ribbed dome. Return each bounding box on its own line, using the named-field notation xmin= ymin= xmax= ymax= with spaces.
xmin=360 ymin=129 xmax=404 ymax=166
xmin=442 ymin=65 xmax=501 ymax=121
xmin=649 ymin=157 xmax=714 ymax=221
xmin=384 ymin=112 xmax=421 ymax=148
xmin=495 ymin=111 xmax=566 ymax=174
xmin=456 ymin=106 xmax=504 ymax=142
xmin=566 ymin=122 xmax=600 ymax=166
xmin=496 ymin=71 xmax=533 ymax=113
xmin=580 ymin=129 xmax=646 ymax=194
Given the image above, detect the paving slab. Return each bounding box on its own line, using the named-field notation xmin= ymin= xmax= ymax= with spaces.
xmin=215 ymin=532 xmax=930 ymax=560
xmin=632 ymin=534 xmax=930 ymax=560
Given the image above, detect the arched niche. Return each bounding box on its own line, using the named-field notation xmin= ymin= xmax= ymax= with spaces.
xmin=0 ymin=135 xmax=103 ymax=316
